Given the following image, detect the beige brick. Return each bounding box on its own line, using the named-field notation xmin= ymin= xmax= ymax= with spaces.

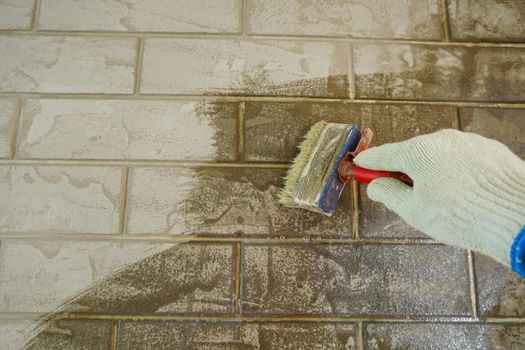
xmin=0 ymin=166 xmax=125 ymax=234
xmin=460 ymin=108 xmax=525 ymax=159
xmin=447 ymin=0 xmax=525 ymax=42
xmin=119 ymin=321 xmax=356 ymax=350
xmin=18 ymin=99 xmax=237 ymax=161
xmin=242 ymin=244 xmax=471 ymax=316
xmin=247 ymin=0 xmax=441 ymax=40
xmin=127 ymin=167 xmax=353 ymax=236
xmin=365 ymin=323 xmax=525 ymax=349
xmin=0 ymin=320 xmax=34 ymax=350
xmin=141 ymin=39 xmax=348 ymax=97
xmin=28 ymin=320 xmax=113 ymax=350
xmin=0 ymin=0 xmax=34 ymax=30
xmin=0 ymin=98 xmax=18 ymax=158
xmin=0 ymin=36 xmax=136 ymax=93
xmin=0 ymin=240 xmax=233 ymax=314
xmin=38 ymin=0 xmax=240 ymax=33
xmin=354 ymin=44 xmax=525 ymax=102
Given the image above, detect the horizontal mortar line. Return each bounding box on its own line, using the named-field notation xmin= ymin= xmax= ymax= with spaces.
xmin=0 ymin=29 xmax=524 ymax=48
xmin=0 ymin=159 xmax=289 ymax=168
xmin=242 ymin=316 xmax=479 ymax=324
xmin=1 ymin=92 xmax=524 ymax=108
xmin=482 ymin=317 xmax=525 ymax=324
xmin=4 ymin=312 xmax=523 ymax=325
xmin=0 ymin=233 xmax=439 ymax=245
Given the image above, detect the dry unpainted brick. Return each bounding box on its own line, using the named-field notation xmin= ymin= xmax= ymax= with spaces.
xmin=0 ymin=98 xmax=18 ymax=158
xmin=365 ymin=323 xmax=525 ymax=350
xmin=0 ymin=36 xmax=136 ymax=93
xmin=0 ymin=0 xmax=34 ymax=30
xmin=18 ymin=99 xmax=237 ymax=161
xmin=27 ymin=320 xmax=113 ymax=350
xmin=0 ymin=166 xmax=125 ymax=234
xmin=140 ymin=39 xmax=348 ymax=97
xmin=0 ymin=320 xmax=33 ymax=350
xmin=127 ymin=167 xmax=353 ymax=237
xmin=38 ymin=0 xmax=240 ymax=33
xmin=354 ymin=44 xmax=525 ymax=102
xmin=475 ymin=254 xmax=525 ymax=317
xmin=119 ymin=321 xmax=356 ymax=350
xmin=447 ymin=0 xmax=525 ymax=42
xmin=247 ymin=0 xmax=441 ymax=40
xmin=242 ymin=244 xmax=471 ymax=316
xmin=460 ymin=108 xmax=525 ymax=159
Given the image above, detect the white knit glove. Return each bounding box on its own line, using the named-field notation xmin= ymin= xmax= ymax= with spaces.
xmin=354 ymin=129 xmax=525 ymax=270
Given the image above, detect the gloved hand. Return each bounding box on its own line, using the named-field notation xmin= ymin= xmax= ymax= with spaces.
xmin=354 ymin=129 xmax=525 ymax=275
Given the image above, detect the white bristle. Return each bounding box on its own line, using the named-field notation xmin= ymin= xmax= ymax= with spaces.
xmin=278 ymin=121 xmax=327 ymax=207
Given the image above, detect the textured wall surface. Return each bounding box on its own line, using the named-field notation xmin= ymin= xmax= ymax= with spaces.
xmin=0 ymin=0 xmax=524 ymax=349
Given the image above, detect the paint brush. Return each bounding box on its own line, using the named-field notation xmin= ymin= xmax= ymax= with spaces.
xmin=278 ymin=121 xmax=412 ymax=216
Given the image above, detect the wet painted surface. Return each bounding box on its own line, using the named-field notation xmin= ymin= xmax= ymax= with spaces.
xmin=447 ymin=0 xmax=525 ymax=42
xmin=365 ymin=323 xmax=525 ymax=350
xmin=119 ymin=321 xmax=356 ymax=349
xmin=127 ymin=167 xmax=353 ymax=237
xmin=354 ymin=44 xmax=525 ymax=102
xmin=244 ymin=102 xmax=454 ymax=238
xmin=475 ymin=254 xmax=525 ymax=317
xmin=459 ymin=108 xmax=525 ymax=159
xmin=1 ymin=0 xmax=525 ymax=349
xmin=242 ymin=244 xmax=471 ymax=316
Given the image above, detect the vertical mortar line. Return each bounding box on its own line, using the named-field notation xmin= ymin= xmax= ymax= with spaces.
xmin=347 ymin=42 xmax=356 ymax=99
xmin=233 ymin=242 xmax=242 ymax=317
xmin=351 ymin=180 xmax=360 ymax=239
xmin=356 ymin=321 xmax=364 ymax=350
xmin=133 ymin=38 xmax=144 ymax=96
xmin=467 ymin=251 xmax=479 ymax=319
xmin=11 ymin=98 xmax=24 ymax=159
xmin=451 ymin=106 xmax=461 ymax=130
xmin=241 ymin=0 xmax=247 ymax=36
xmin=438 ymin=0 xmax=451 ymax=42
xmin=30 ymin=0 xmax=41 ymax=31
xmin=237 ymin=102 xmax=245 ymax=162
xmin=110 ymin=320 xmax=120 ymax=350
xmin=120 ymin=167 xmax=131 ymax=235
xmin=238 ymin=242 xmax=245 ymax=316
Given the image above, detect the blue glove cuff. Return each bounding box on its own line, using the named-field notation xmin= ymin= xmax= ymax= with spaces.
xmin=510 ymin=225 xmax=525 ymax=278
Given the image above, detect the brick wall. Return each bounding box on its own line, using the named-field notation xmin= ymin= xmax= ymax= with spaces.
xmin=0 ymin=0 xmax=524 ymax=349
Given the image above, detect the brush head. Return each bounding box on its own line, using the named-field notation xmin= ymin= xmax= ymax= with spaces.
xmin=278 ymin=121 xmax=362 ymax=216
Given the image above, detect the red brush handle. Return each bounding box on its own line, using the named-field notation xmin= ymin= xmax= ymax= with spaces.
xmin=351 ymin=166 xmax=413 ymax=186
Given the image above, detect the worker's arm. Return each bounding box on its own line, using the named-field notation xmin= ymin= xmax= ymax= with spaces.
xmin=354 ymin=129 xmax=525 ymax=276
